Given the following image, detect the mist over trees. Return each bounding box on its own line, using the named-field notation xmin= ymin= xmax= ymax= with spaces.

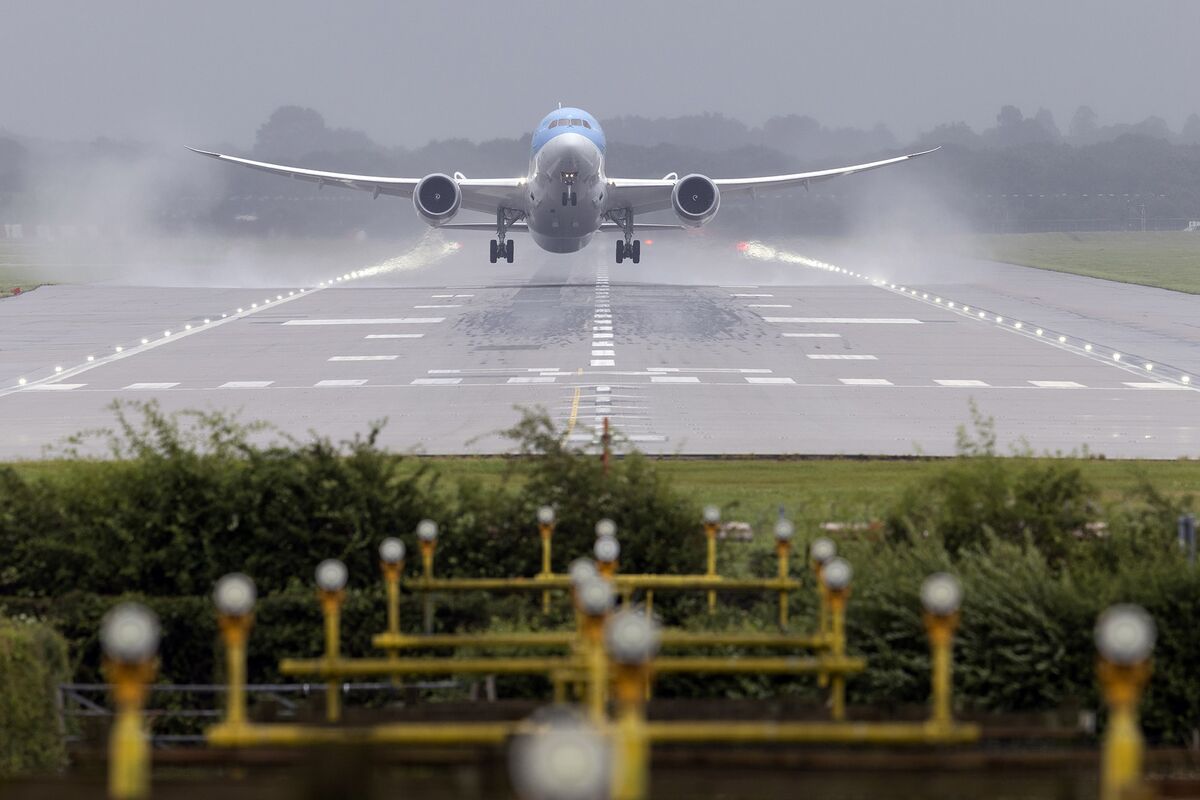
xmin=1 ymin=103 xmax=1198 ymax=238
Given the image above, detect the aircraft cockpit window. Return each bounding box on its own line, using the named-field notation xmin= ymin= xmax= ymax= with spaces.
xmin=548 ymin=120 xmax=559 ymax=128
xmin=571 ymin=119 xmax=583 ymax=127
xmin=582 ymin=120 xmax=592 ymax=129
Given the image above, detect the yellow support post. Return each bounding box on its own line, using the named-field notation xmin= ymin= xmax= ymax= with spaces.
xmin=100 ymin=603 xmax=159 ymax=800
xmin=702 ymin=506 xmax=721 ymax=614
xmin=776 ymin=539 xmax=790 ymax=629
xmin=828 ymin=590 xmax=848 ymax=721
xmin=919 ymin=573 xmax=965 ymax=730
xmin=1094 ymin=604 xmax=1155 ymax=800
xmin=319 ymin=589 xmax=344 ymax=722
xmin=219 ymin=617 xmax=250 ymax=727
xmin=606 ymin=611 xmax=659 ymax=800
xmin=105 ymin=661 xmax=155 ymax=800
xmin=539 ymin=518 xmax=555 ymax=615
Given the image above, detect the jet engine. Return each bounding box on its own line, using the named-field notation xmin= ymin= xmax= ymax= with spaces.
xmin=671 ymin=174 xmax=720 ymax=226
xmin=413 ymin=173 xmax=462 ymax=225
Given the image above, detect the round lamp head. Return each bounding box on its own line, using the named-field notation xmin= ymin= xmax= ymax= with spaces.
xmin=213 ymin=573 xmax=256 ymax=617
xmin=821 ymin=557 xmax=852 ymax=591
xmin=595 ymin=518 xmax=617 ymax=539
xmin=568 ymin=558 xmax=598 ymax=586
xmin=702 ymin=505 xmax=721 ymax=524
xmin=315 ymin=558 xmax=348 ymax=592
xmin=379 ymin=537 xmax=405 ymax=565
xmin=510 ymin=713 xmax=609 ymax=800
xmin=810 ymin=537 xmax=836 ymax=564
xmin=537 ymin=505 xmax=556 ymax=526
xmin=1095 ymin=604 xmax=1156 ymax=665
xmin=604 ymin=610 xmax=662 ymax=665
xmin=594 ymin=535 xmax=620 ymax=564
xmin=416 ymin=519 xmax=439 ymax=543
xmin=577 ymin=577 xmax=615 ymax=617
xmin=920 ymin=573 xmax=963 ymax=617
xmin=774 ymin=518 xmax=795 ymax=542
xmin=100 ymin=602 xmax=161 ymax=664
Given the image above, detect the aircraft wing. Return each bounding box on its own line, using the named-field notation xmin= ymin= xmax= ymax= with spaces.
xmin=606 ymin=147 xmax=940 ymax=215
xmin=187 ymin=148 xmax=526 ymax=214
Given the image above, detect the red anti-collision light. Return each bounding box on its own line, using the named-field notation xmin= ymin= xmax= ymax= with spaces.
xmin=736 ymin=241 xmax=749 ymax=252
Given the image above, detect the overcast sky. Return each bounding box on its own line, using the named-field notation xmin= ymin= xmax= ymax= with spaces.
xmin=4 ymin=0 xmax=1197 ymax=148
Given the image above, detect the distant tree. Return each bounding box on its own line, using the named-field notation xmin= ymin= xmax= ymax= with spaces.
xmin=1033 ymin=108 xmax=1061 ymax=142
xmin=1068 ymin=105 xmax=1099 ymax=145
xmin=913 ymin=122 xmax=982 ymax=149
xmin=987 ymin=105 xmax=1056 ymax=148
xmin=996 ymin=105 xmax=1024 ymax=130
xmin=252 ymin=106 xmax=378 ymax=160
xmin=1182 ymin=113 xmax=1200 ymax=145
xmin=0 ymin=137 xmax=27 ymax=191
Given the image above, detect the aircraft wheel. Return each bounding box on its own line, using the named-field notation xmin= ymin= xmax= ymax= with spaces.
xmin=615 ymin=240 xmax=624 ymax=264
xmin=505 ymin=239 xmax=515 ymax=263
xmin=631 ymin=240 xmax=641 ymax=264
xmin=489 ymin=240 xmax=498 ymax=263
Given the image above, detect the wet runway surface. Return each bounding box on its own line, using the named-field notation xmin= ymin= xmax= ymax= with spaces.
xmin=1 ymin=234 xmax=1196 ymax=458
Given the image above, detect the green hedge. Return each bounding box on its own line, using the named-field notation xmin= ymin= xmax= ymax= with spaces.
xmin=0 ymin=616 xmax=68 ymax=778
xmin=1 ymin=402 xmax=1197 ymax=747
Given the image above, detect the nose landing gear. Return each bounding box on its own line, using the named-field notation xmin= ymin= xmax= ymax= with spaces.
xmin=615 ymin=239 xmax=640 ymax=264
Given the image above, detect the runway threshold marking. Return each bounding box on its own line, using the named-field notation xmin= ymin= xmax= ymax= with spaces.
xmin=746 ymin=377 xmax=796 ymax=385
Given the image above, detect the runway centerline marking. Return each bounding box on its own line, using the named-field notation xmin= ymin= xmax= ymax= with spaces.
xmin=329 ymin=355 xmax=398 ymax=361
xmin=1124 ymin=382 xmax=1188 ymax=390
xmin=125 ymin=382 xmax=180 ymax=390
xmin=411 ymin=378 xmax=462 ymax=386
xmin=283 ymin=318 xmax=444 ymax=326
xmin=935 ymin=380 xmax=990 ymax=387
xmin=220 ymin=381 xmax=274 ymax=388
xmin=746 ymin=377 xmax=796 ymax=385
xmin=508 ymin=377 xmax=556 ymax=384
xmin=1030 ymin=380 xmax=1085 ymax=388
xmin=414 ymin=304 xmax=462 ymax=309
xmin=24 ymin=383 xmax=86 ymax=391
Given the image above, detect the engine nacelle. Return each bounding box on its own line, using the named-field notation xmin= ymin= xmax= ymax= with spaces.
xmin=413 ymin=173 xmax=462 ymax=226
xmin=671 ymin=174 xmax=720 ymax=227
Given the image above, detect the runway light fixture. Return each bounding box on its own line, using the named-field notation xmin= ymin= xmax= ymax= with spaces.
xmin=1059 ymin=335 xmax=1067 ymax=343
xmin=203 ymin=318 xmax=210 ymax=324
xmin=810 ymin=536 xmax=836 ymax=565
xmin=315 ymin=558 xmax=348 ymax=593
xmin=594 ymin=535 xmax=620 ymax=564
xmin=1145 ymin=364 xmax=1153 ymax=371
xmin=537 ymin=505 xmax=556 ymax=526
xmin=703 ymin=505 xmax=721 ymax=525
xmin=237 ymin=308 xmax=243 ymax=313
xmin=1014 ymin=322 xmax=1023 ymax=330
xmin=595 ymin=518 xmax=617 ymax=539
xmin=87 ymin=355 xmax=95 ymax=362
xmin=100 ymin=602 xmax=161 ymax=664
xmin=1113 ymin=352 xmax=1121 ymax=361
xmin=412 ymin=520 xmax=438 ymax=546
xmin=1036 ymin=329 xmax=1043 ymax=336
xmin=1085 ymin=344 xmax=1093 ymax=352
xmin=569 ymin=557 xmax=598 ymax=586
xmin=577 ymin=576 xmax=615 ymax=617
xmin=185 ymin=324 xmax=192 ymax=331
xmin=1183 ymin=376 xmax=1192 ymax=384
xmin=920 ymin=573 xmax=963 ymax=617
xmin=379 ymin=537 xmax=405 ymax=565
xmin=1095 ymin=604 xmax=1156 ymax=666
xmin=510 ymin=711 xmax=610 ymax=800
xmin=978 ymin=311 xmax=985 ymax=318
xmin=996 ymin=316 xmax=1003 ymax=323
xmin=163 ymin=330 xmax=171 ymax=337
xmin=141 ymin=338 xmax=149 ymax=345
xmin=821 ymin=557 xmax=853 ymax=591
xmin=54 ymin=366 xmax=63 ymax=373
xmin=213 ymin=573 xmax=257 ymax=617
xmin=605 ymin=610 xmax=662 ymax=666
xmin=774 ymin=518 xmax=795 ymax=542
xmin=250 ymin=303 xmax=257 ymax=309
xmin=115 ymin=346 xmax=123 ymax=352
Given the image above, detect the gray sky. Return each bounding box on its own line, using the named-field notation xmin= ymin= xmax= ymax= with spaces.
xmin=4 ymin=0 xmax=1198 ymax=147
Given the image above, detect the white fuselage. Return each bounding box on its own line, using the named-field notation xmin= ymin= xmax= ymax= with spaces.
xmin=525 ymin=132 xmax=606 ymax=253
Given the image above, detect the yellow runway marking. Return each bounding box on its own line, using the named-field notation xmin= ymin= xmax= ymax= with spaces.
xmin=563 ymin=386 xmax=582 ymax=438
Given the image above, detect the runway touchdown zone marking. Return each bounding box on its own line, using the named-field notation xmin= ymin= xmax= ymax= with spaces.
xmin=1030 ymin=381 xmax=1085 ymax=388
xmin=411 ymin=378 xmax=463 ymax=386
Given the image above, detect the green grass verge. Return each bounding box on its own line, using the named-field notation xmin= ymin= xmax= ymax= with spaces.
xmin=975 ymin=232 xmax=1200 ymax=294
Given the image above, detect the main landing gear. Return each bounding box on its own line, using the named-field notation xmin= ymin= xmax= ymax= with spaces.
xmin=489 ymin=208 xmax=524 ymax=264
xmin=489 ymin=239 xmax=514 ymax=264
xmin=609 ymin=207 xmax=640 ymax=264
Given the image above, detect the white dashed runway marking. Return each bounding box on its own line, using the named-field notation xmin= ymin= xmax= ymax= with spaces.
xmin=328 ymin=355 xmax=398 ymax=361
xmin=414 ymin=304 xmax=462 ymax=309
xmin=315 ymin=379 xmax=367 ymax=387
xmin=507 ymin=377 xmax=557 ymax=384
xmin=220 ymin=381 xmax=273 ymax=389
xmin=411 ymin=378 xmax=462 ymax=386
xmin=745 ymin=377 xmax=796 ymax=385
xmin=651 ymin=376 xmax=701 ymax=384
xmin=365 ymin=333 xmax=424 ymax=339
xmin=591 ymin=359 xmax=615 ymax=367
xmin=125 ymin=382 xmax=179 ymax=390
xmin=1030 ymin=381 xmax=1085 ymax=388
xmin=935 ymin=380 xmax=990 ymax=387
xmin=839 ymin=378 xmax=893 ymax=386
xmin=283 ymin=318 xmax=444 ymax=326
xmin=783 ymin=333 xmax=841 ymax=338
xmin=1124 ymin=382 xmax=1188 ymax=390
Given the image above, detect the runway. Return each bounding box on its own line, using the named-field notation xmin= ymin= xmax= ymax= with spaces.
xmin=0 ymin=233 xmax=1197 ymax=459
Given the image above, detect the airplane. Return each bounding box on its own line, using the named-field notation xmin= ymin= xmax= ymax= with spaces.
xmin=191 ymin=107 xmax=937 ymax=265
